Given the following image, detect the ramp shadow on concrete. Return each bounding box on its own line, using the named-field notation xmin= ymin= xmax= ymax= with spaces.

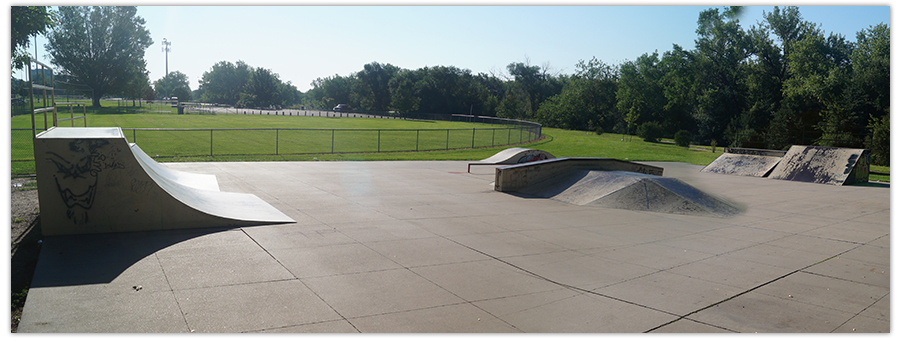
xmin=29 ymin=228 xmax=235 ymax=288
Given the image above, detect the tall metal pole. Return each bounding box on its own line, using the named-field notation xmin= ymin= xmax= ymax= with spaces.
xmin=162 ymin=38 xmax=171 ymax=76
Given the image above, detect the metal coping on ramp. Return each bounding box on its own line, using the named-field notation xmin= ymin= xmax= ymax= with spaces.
xmin=34 ymin=127 xmax=294 ymax=236
xmin=700 ymin=147 xmax=786 ymax=177
xmin=494 ymin=157 xmax=664 ymax=192
xmin=767 ymin=145 xmax=871 ymax=186
xmin=467 ymin=147 xmax=555 ymax=173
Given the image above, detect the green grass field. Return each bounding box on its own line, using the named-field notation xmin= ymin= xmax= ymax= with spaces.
xmin=9 ymin=104 xmax=889 ymax=183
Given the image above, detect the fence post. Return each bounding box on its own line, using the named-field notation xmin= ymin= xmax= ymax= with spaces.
xmin=331 ymin=129 xmax=335 ymax=153
xmin=446 ymin=129 xmax=450 ymax=150
xmin=416 ymin=130 xmax=419 ymax=151
xmin=275 ymin=129 xmax=279 ymax=155
xmin=133 ymin=128 xmax=136 ymax=143
xmin=210 ymin=129 xmax=214 ymax=156
xmin=472 ymin=128 xmax=476 ymax=148
xmin=377 ymin=130 xmax=381 ymax=152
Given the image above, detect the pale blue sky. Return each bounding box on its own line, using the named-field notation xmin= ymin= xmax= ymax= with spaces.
xmin=21 ymin=3 xmax=891 ymax=92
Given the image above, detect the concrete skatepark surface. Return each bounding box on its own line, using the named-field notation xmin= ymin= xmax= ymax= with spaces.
xmin=18 ymin=160 xmax=890 ymax=333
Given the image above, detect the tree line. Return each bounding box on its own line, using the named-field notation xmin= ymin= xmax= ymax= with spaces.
xmin=302 ymin=7 xmax=889 ymax=165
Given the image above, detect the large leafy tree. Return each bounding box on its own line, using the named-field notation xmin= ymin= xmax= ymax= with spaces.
xmin=617 ymin=52 xmax=666 ymax=131
xmin=388 ymin=70 xmax=420 ymax=113
xmin=124 ymin=72 xmax=152 ymax=106
xmin=500 ymin=62 xmax=564 ymax=119
xmin=851 ymin=24 xmax=890 ymax=118
xmin=538 ymin=57 xmax=619 ymax=131
xmin=308 ymin=74 xmax=354 ymax=109
xmin=658 ymin=45 xmax=699 ymax=137
xmin=45 ymin=6 xmax=152 ymax=107
xmin=354 ymin=61 xmax=400 ymax=111
xmin=11 ymin=6 xmax=55 ymax=70
xmin=855 ymin=24 xmax=890 ymax=164
xmin=197 ymin=60 xmax=252 ymax=104
xmin=154 ymin=71 xmax=191 ymax=100
xmin=692 ymin=7 xmax=751 ymax=144
xmin=240 ymin=67 xmax=281 ymax=108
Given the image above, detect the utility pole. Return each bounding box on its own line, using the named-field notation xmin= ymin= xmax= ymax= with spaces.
xmin=162 ymin=38 xmax=171 ymax=76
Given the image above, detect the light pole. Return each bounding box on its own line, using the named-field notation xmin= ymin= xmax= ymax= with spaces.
xmin=161 ymin=38 xmax=171 ymax=76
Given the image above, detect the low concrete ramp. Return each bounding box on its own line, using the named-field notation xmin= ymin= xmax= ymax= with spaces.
xmin=515 ymin=170 xmax=740 ymax=217
xmin=767 ymin=145 xmax=871 ymax=185
xmin=481 ymin=147 xmax=555 ymax=164
xmin=468 ymin=147 xmax=554 ymax=172
xmin=701 ymin=148 xmax=785 ymax=177
xmin=34 ymin=127 xmax=294 ymax=235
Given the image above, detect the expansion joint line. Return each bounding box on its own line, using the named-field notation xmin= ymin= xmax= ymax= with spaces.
xmin=644 ymin=244 xmax=864 ymax=333
xmin=153 ymin=253 xmax=193 ymax=332
xmin=439 ymin=236 xmax=681 ymax=321
xmin=240 ymin=228 xmax=362 ymax=333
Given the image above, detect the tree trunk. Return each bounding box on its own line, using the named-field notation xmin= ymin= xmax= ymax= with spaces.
xmin=92 ymin=94 xmax=101 ymax=107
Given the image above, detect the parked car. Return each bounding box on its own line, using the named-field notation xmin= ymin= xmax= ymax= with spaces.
xmin=333 ymin=104 xmax=352 ymax=111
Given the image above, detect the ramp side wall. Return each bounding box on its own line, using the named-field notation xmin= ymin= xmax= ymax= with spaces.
xmin=494 ymin=158 xmax=663 ymax=192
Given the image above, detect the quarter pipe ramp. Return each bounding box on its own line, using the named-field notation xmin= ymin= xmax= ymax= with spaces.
xmin=34 ymin=127 xmax=295 ymax=235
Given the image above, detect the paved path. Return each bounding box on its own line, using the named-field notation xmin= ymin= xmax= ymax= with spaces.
xmin=18 ymin=161 xmax=890 ymax=333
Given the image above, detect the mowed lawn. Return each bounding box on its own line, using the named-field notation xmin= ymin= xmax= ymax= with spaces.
xmin=11 ymin=108 xmax=886 ymax=182
xmin=11 ymin=111 xmax=537 ymax=174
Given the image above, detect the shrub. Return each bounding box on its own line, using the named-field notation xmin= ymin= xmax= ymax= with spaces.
xmin=867 ymin=115 xmax=890 ymax=166
xmin=637 ymin=121 xmax=663 ymax=142
xmin=674 ymin=130 xmax=691 ymax=147
xmin=594 ymin=126 xmax=603 ymax=136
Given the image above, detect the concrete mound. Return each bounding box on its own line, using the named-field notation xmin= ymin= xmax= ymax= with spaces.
xmin=516 ymin=170 xmax=741 ymax=217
